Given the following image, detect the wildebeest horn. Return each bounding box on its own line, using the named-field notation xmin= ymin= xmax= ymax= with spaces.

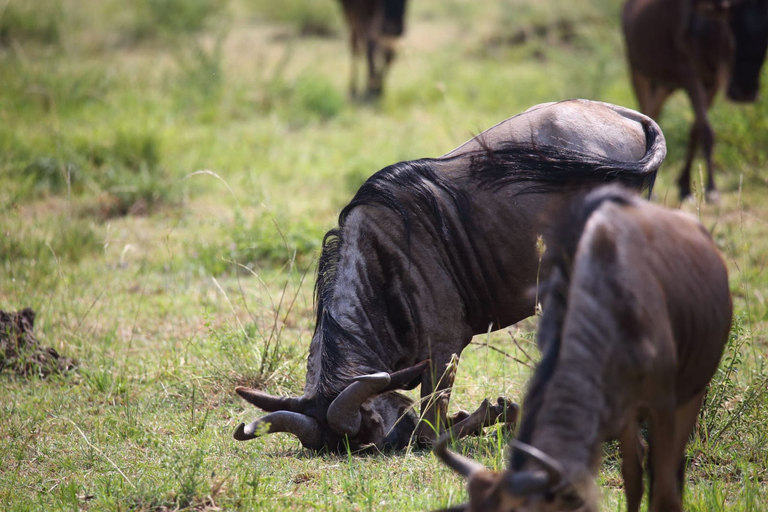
xmin=326 ymin=372 xmax=391 ymax=436
xmin=235 ymin=387 xmax=307 ymax=412
xmin=433 ymin=431 xmax=487 ymax=478
xmin=507 ymin=439 xmax=564 ymax=492
xmin=233 ymin=411 xmax=322 ymax=448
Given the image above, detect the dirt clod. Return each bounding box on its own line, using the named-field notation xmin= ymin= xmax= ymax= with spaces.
xmin=0 ymin=308 xmax=77 ymax=377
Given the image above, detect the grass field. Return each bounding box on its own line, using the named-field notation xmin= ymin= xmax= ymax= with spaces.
xmin=1 ymin=0 xmax=767 ymax=510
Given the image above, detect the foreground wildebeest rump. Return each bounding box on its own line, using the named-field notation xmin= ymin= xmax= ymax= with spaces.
xmin=622 ymin=0 xmax=768 ymax=201
xmin=436 ymin=185 xmax=732 ymax=512
xmin=337 ymin=0 xmax=407 ymax=99
xmin=233 ymin=99 xmax=667 ymax=453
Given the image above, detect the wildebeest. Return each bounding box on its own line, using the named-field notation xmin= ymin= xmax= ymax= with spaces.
xmin=337 ymin=0 xmax=407 ymax=99
xmin=435 ymin=185 xmax=732 ymax=512
xmin=233 ymin=99 xmax=667 ymax=453
xmin=622 ymin=0 xmax=768 ymax=201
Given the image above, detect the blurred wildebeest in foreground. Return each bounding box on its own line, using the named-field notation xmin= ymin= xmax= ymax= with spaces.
xmin=337 ymin=0 xmax=408 ymax=99
xmin=622 ymin=0 xmax=768 ymax=201
xmin=233 ymin=99 xmax=667 ymax=453
xmin=436 ymin=185 xmax=732 ymax=512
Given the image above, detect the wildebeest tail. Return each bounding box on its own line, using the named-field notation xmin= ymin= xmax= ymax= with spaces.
xmin=470 ymin=115 xmax=665 ymax=197
xmin=382 ymin=0 xmax=407 ymax=36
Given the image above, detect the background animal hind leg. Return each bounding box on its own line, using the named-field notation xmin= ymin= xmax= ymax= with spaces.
xmin=630 ymin=71 xmax=670 ymax=120
xmin=679 ymin=83 xmax=716 ymax=201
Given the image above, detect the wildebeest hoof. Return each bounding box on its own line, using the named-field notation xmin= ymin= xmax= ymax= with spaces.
xmin=705 ymin=189 xmax=721 ymax=204
xmin=494 ymin=396 xmax=520 ymax=428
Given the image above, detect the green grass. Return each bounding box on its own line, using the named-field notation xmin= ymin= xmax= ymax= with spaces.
xmin=1 ymin=0 xmax=767 ymax=509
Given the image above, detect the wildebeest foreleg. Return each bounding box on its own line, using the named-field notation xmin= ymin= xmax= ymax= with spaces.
xmin=619 ymin=418 xmax=645 ymax=512
xmin=416 ymin=354 xmax=459 ymax=445
xmin=443 ymin=397 xmax=519 ymax=442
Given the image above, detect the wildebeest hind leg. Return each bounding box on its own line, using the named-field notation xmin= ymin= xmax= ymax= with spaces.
xmin=672 ymin=390 xmax=706 ymax=499
xmin=619 ymin=418 xmax=645 ymax=512
xmin=648 ymin=404 xmax=683 ymax=512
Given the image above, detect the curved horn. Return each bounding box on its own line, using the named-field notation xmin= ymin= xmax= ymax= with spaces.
xmin=326 ymin=372 xmax=391 ymax=436
xmin=235 ymin=387 xmax=307 ymax=412
xmin=511 ymin=439 xmax=564 ymax=488
xmin=233 ymin=411 xmax=322 ymax=448
xmin=433 ymin=433 xmax=487 ymax=478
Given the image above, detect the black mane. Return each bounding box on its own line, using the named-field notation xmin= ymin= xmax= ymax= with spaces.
xmin=469 ymin=116 xmax=660 ymax=196
xmin=312 ymin=158 xmax=473 ymax=398
xmin=511 ymin=185 xmax=636 ymax=470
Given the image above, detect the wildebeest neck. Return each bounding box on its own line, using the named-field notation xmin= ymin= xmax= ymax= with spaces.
xmin=308 ymin=159 xmax=483 ymax=402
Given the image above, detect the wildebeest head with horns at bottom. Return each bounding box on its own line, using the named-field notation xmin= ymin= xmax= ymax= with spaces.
xmin=233 ymin=99 xmax=667 ymax=453
xmin=435 ymin=185 xmax=732 ymax=512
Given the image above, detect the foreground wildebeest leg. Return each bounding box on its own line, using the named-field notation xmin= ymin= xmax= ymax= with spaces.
xmin=622 ymin=0 xmax=768 ymax=201
xmin=337 ymin=0 xmax=407 ymax=99
xmin=233 ymin=100 xmax=666 ymax=453
xmin=436 ymin=185 xmax=732 ymax=511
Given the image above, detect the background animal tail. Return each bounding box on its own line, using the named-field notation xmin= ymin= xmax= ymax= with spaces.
xmin=382 ymin=0 xmax=407 ymax=36
xmin=469 ymin=115 xmax=665 ymax=197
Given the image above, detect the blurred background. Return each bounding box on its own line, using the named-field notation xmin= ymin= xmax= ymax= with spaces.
xmin=1 ymin=0 xmax=767 ymax=510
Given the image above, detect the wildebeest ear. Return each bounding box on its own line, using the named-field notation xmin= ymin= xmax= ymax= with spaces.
xmin=382 ymin=359 xmax=430 ymax=391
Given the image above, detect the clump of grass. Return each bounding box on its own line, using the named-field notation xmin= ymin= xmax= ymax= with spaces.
xmin=1 ymin=214 xmax=102 ymax=267
xmin=192 ymin=211 xmax=322 ymax=275
xmin=0 ymin=0 xmax=61 ymax=47
xmin=80 ymin=129 xmax=175 ymax=217
xmin=131 ymin=0 xmax=227 ymax=40
xmin=699 ymin=314 xmax=768 ymax=447
xmin=247 ymin=0 xmax=340 ymax=37
xmin=22 ymin=157 xmax=80 ymax=197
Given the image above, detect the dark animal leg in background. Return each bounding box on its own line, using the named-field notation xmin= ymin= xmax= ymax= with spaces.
xmin=678 ymin=123 xmax=698 ymax=200
xmin=619 ymin=420 xmax=645 ymax=512
xmin=349 ymin=31 xmax=360 ymax=99
xmin=679 ymin=82 xmax=716 ymax=201
xmin=365 ymin=38 xmax=383 ymax=99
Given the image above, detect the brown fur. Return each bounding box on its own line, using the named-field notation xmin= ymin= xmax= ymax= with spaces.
xmin=436 ymin=185 xmax=732 ymax=512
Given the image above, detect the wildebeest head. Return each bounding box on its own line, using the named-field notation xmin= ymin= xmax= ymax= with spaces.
xmin=434 ymin=438 xmax=587 ymax=512
xmin=727 ymin=0 xmax=768 ymax=101
xmin=233 ymin=359 xmax=429 ymax=451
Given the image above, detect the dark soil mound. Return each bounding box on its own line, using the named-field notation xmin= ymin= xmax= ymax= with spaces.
xmin=1 ymin=308 xmax=77 ymax=377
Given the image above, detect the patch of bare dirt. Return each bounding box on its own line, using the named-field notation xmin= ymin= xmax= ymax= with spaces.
xmin=0 ymin=308 xmax=77 ymax=377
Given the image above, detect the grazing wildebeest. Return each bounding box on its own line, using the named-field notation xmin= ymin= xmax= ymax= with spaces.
xmin=337 ymin=0 xmax=407 ymax=99
xmin=435 ymin=185 xmax=732 ymax=512
xmin=233 ymin=99 xmax=667 ymax=453
xmin=622 ymin=0 xmax=768 ymax=201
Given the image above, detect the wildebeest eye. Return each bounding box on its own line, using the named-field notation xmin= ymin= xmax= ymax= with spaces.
xmin=559 ymin=489 xmax=584 ymax=510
